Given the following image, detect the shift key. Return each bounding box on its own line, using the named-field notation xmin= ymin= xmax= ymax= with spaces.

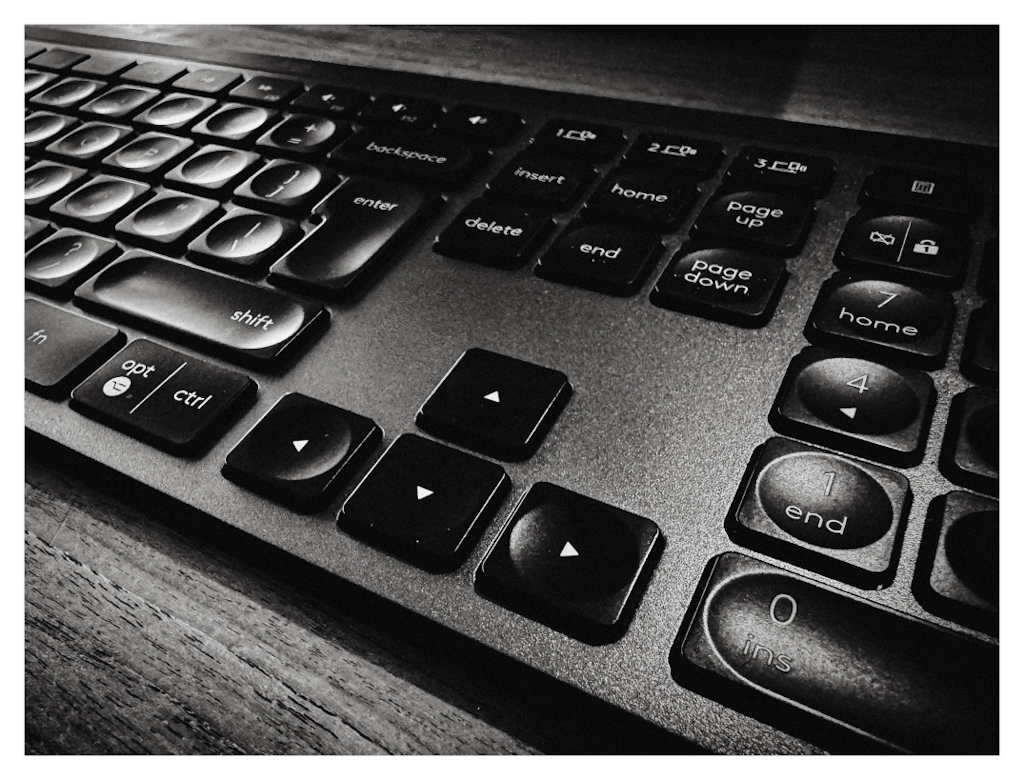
xmin=74 ymin=250 xmax=328 ymax=369
xmin=71 ymin=339 xmax=256 ymax=455
xmin=674 ymin=553 xmax=997 ymax=753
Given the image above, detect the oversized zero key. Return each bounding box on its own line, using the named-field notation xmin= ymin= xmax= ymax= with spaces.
xmin=70 ymin=339 xmax=256 ymax=455
xmin=674 ymin=553 xmax=997 ymax=753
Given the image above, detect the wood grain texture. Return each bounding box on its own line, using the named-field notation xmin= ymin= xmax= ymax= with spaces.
xmin=25 ymin=25 xmax=997 ymax=755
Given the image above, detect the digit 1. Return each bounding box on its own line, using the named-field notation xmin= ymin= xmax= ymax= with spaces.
xmin=823 ymin=471 xmax=836 ymax=496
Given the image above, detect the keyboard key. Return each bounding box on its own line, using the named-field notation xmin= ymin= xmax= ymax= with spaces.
xmin=805 ymin=275 xmax=954 ymax=369
xmin=434 ymin=198 xmax=551 ymax=269
xmin=49 ymin=174 xmax=151 ymax=231
xmin=115 ymin=191 xmax=221 ymax=252
xmin=233 ymin=159 xmax=332 ymax=216
xmin=25 ymin=299 xmax=125 ymax=398
xmin=960 ymin=304 xmax=998 ymax=385
xmin=939 ymin=387 xmax=998 ymax=496
xmin=80 ymin=84 xmax=160 ymax=118
xmin=164 ymin=145 xmax=260 ymax=195
xmin=977 ymin=236 xmax=998 ymax=298
xmin=44 ymin=121 xmax=133 ymax=163
xmin=192 ymin=102 xmax=279 ymax=145
xmin=329 ymin=128 xmax=475 ymax=187
xmin=860 ymin=165 xmax=986 ymax=219
xmin=270 ymin=174 xmax=436 ymax=296
xmin=223 ymin=393 xmax=382 ymax=512
xmin=914 ymin=492 xmax=997 ymax=635
xmin=25 ymin=111 xmax=78 ymax=149
xmin=674 ymin=552 xmax=997 ymax=753
xmin=530 ymin=119 xmax=624 ymax=162
xmin=25 ymin=215 xmax=53 ymax=248
xmin=190 ymin=208 xmax=299 ymax=275
xmin=102 ymin=132 xmax=194 ymax=178
xmin=416 ymin=348 xmax=572 ymax=461
xmin=257 ymin=114 xmax=345 ymax=157
xmin=691 ymin=189 xmax=816 ymax=255
xmin=122 ymin=60 xmax=188 ymax=86
xmin=535 ymin=221 xmax=662 ymax=296
xmin=624 ymin=133 xmax=723 ymax=175
xmin=133 ymin=93 xmax=216 ymax=130
xmin=28 ymin=77 xmax=106 ymax=111
xmin=769 ymin=347 xmax=935 ymax=466
xmin=439 ymin=104 xmax=524 ymax=146
xmin=24 ymin=69 xmax=58 ymax=96
xmin=726 ymin=146 xmax=836 ymax=196
xmin=290 ymin=84 xmax=368 ymax=117
xmin=583 ymin=168 xmax=699 ymax=230
xmin=650 ymin=246 xmax=787 ymax=327
xmin=172 ymin=68 xmax=243 ymax=95
xmin=230 ymin=75 xmax=304 ymax=106
xmin=359 ymin=94 xmax=442 ymax=130
xmin=71 ymin=52 xmax=136 ymax=78
xmin=728 ymin=438 xmax=909 ymax=586
xmin=70 ymin=339 xmax=256 ymax=456
xmin=25 ymin=160 xmax=87 ymax=210
xmin=475 ymin=482 xmax=661 ymax=644
xmin=74 ymin=251 xmax=328 ymax=369
xmin=486 ymin=153 xmax=595 ymax=209
xmin=28 ymin=48 xmax=88 ymax=72
xmin=835 ymin=213 xmax=970 ymax=288
xmin=339 ymin=434 xmax=511 ymax=571
xmin=25 ymin=229 xmax=119 ymax=297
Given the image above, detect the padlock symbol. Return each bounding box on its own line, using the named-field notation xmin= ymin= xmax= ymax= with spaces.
xmin=912 ymin=239 xmax=940 ymax=255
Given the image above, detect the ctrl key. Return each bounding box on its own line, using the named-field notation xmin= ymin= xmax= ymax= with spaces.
xmin=70 ymin=339 xmax=256 ymax=455
xmin=673 ymin=553 xmax=998 ymax=754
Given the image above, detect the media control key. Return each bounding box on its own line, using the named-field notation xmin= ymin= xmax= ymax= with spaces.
xmin=25 ymin=299 xmax=125 ymax=398
xmin=476 ymin=482 xmax=662 ymax=644
xmin=70 ymin=339 xmax=255 ymax=455
xmin=223 ymin=393 xmax=382 ymax=512
xmin=74 ymin=251 xmax=328 ymax=369
xmin=674 ymin=552 xmax=997 ymax=753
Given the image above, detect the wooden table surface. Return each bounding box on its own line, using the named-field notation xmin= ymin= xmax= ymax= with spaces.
xmin=25 ymin=24 xmax=998 ymax=755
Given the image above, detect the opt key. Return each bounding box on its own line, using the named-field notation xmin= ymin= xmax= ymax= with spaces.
xmin=70 ymin=339 xmax=255 ymax=455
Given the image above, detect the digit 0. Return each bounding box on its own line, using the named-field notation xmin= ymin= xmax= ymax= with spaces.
xmin=769 ymin=593 xmax=797 ymax=626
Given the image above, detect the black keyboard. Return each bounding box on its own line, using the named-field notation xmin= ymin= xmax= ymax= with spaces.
xmin=24 ymin=28 xmax=999 ymax=754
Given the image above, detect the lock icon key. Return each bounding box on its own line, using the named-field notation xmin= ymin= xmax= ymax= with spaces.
xmin=912 ymin=239 xmax=940 ymax=256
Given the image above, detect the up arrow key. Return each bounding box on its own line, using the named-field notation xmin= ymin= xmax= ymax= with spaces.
xmin=560 ymin=541 xmax=579 ymax=558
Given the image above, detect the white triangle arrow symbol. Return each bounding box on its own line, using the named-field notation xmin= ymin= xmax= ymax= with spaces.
xmin=416 ymin=485 xmax=434 ymax=500
xmin=292 ymin=439 xmax=309 ymax=452
xmin=484 ymin=390 xmax=501 ymax=403
xmin=840 ymin=407 xmax=857 ymax=419
xmin=560 ymin=542 xmax=579 ymax=558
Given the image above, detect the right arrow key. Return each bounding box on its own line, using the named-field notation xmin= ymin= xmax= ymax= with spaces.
xmin=476 ymin=482 xmax=662 ymax=644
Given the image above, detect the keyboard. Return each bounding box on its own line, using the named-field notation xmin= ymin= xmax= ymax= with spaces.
xmin=24 ymin=28 xmax=999 ymax=754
